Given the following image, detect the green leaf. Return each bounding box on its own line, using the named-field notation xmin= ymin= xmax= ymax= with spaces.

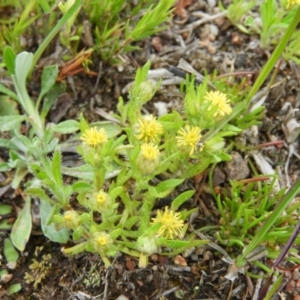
xmin=8 ymin=283 xmax=22 ymax=295
xmin=25 ymin=187 xmax=53 ymax=204
xmin=0 ymin=83 xmax=18 ymax=101
xmin=92 ymin=121 xmax=123 ymax=138
xmin=40 ymin=65 xmax=59 ymax=98
xmin=0 ymin=204 xmax=13 ymax=215
xmin=37 ymin=65 xmax=59 ymax=108
xmin=171 ymin=190 xmax=194 ymax=210
xmin=52 ymin=151 xmax=63 ymax=186
xmin=156 ymin=179 xmax=184 ymax=194
xmin=72 ymin=181 xmax=92 ymax=193
xmin=79 ymin=113 xmax=89 ymax=132
xmin=0 ymin=219 xmax=13 ymax=229
xmin=11 ymin=197 xmax=32 ymax=252
xmin=53 ymin=120 xmax=80 ymax=134
xmin=3 ymin=46 xmax=16 ymax=75
xmin=41 ymin=82 xmax=66 ymax=119
xmin=15 ymin=52 xmax=33 ymax=88
xmin=0 ymin=138 xmax=18 ymax=151
xmin=0 ymin=115 xmax=26 ymax=131
xmin=11 ymin=167 xmax=28 ymax=189
xmin=0 ymin=95 xmax=19 ymax=116
xmin=40 ymin=199 xmax=69 ymax=243
xmin=4 ymin=238 xmax=19 ymax=264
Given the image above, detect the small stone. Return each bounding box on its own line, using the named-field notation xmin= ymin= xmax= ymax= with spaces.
xmin=174 ymin=255 xmax=187 ymax=266
xmin=224 ymin=152 xmax=250 ymax=180
xmin=1 ymin=273 xmax=13 ymax=283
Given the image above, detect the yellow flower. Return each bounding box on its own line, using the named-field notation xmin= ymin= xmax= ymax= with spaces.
xmin=80 ymin=127 xmax=108 ymax=147
xmin=96 ymin=190 xmax=108 ymax=204
xmin=204 ymin=91 xmax=232 ymax=118
xmin=135 ymin=115 xmax=163 ymax=143
xmin=92 ymin=190 xmax=112 ymax=213
xmin=287 ymin=0 xmax=300 ymax=8
xmin=92 ymin=232 xmax=112 ymax=252
xmin=176 ymin=125 xmax=201 ymax=156
xmin=152 ymin=207 xmax=184 ymax=239
xmin=140 ymin=143 xmax=159 ymax=160
xmin=63 ymin=210 xmax=80 ymax=229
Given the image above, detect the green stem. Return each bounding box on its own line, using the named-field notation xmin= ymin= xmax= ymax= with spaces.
xmin=237 ymin=177 xmax=300 ymax=267
xmin=246 ymin=6 xmax=300 ymax=102
xmin=31 ymin=0 xmax=82 ymax=75
xmin=93 ymin=168 xmax=105 ymax=191
xmin=138 ymin=252 xmax=148 ymax=268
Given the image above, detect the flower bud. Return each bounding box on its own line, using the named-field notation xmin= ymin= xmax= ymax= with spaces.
xmin=137 ymin=236 xmax=158 ymax=255
xmin=138 ymin=80 xmax=155 ymax=103
xmin=63 ymin=210 xmax=80 ymax=229
xmin=136 ymin=143 xmax=160 ymax=175
xmin=91 ymin=190 xmax=112 ymax=213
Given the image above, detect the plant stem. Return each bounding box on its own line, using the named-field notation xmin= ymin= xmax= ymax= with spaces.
xmin=247 ymin=6 xmax=300 ymax=102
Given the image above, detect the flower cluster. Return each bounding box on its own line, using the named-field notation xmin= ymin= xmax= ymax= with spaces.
xmin=152 ymin=207 xmax=184 ymax=239
xmin=135 ymin=115 xmax=163 ymax=143
xmin=204 ymin=91 xmax=232 ymax=118
xmin=176 ymin=125 xmax=201 ymax=156
xmin=80 ymin=127 xmax=108 ymax=147
xmin=90 ymin=190 xmax=112 ymax=213
xmin=63 ymin=210 xmax=80 ymax=229
xmin=92 ymin=232 xmax=112 ymax=252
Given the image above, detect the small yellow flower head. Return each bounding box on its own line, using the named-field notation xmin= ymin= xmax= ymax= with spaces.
xmin=204 ymin=91 xmax=232 ymax=118
xmin=152 ymin=207 xmax=184 ymax=239
xmin=136 ymin=143 xmax=160 ymax=174
xmin=140 ymin=143 xmax=159 ymax=161
xmin=176 ymin=125 xmax=201 ymax=156
xmin=96 ymin=190 xmax=109 ymax=204
xmin=287 ymin=0 xmax=300 ymax=8
xmin=63 ymin=210 xmax=80 ymax=229
xmin=135 ymin=115 xmax=163 ymax=143
xmin=92 ymin=190 xmax=111 ymax=213
xmin=80 ymin=127 xmax=108 ymax=147
xmin=92 ymin=232 xmax=112 ymax=252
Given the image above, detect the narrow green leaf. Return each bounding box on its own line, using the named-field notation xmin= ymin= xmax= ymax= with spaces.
xmin=32 ymin=0 xmax=82 ymax=71
xmin=171 ymin=190 xmax=194 ymax=210
xmin=0 ymin=115 xmax=26 ymax=131
xmin=72 ymin=181 xmax=92 ymax=193
xmin=0 ymin=138 xmax=18 ymax=150
xmin=53 ymin=120 xmax=80 ymax=134
xmin=52 ymin=150 xmax=63 ymax=186
xmin=4 ymin=238 xmax=19 ymax=263
xmin=0 ymin=204 xmax=13 ymax=215
xmin=156 ymin=179 xmax=184 ymax=194
xmin=8 ymin=283 xmax=22 ymax=295
xmin=37 ymin=65 xmax=59 ymax=106
xmin=241 ymin=177 xmax=300 ymax=262
xmin=0 ymin=85 xmax=18 ymax=101
xmin=11 ymin=167 xmax=28 ymax=189
xmin=3 ymin=46 xmax=16 ymax=75
xmin=11 ymin=197 xmax=32 ymax=252
xmin=25 ymin=187 xmax=53 ymax=204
